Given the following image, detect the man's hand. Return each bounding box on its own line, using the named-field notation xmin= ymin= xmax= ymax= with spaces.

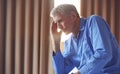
xmin=73 ymin=71 xmax=80 ymax=74
xmin=50 ymin=21 xmax=62 ymax=53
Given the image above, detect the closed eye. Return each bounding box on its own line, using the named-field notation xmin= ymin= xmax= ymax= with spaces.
xmin=57 ymin=19 xmax=62 ymax=24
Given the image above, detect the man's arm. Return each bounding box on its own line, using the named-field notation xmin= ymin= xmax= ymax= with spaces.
xmin=50 ymin=21 xmax=75 ymax=74
xmin=50 ymin=21 xmax=61 ymax=53
xmin=79 ymin=15 xmax=112 ymax=74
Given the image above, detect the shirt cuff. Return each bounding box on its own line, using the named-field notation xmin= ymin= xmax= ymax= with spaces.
xmin=52 ymin=51 xmax=64 ymax=74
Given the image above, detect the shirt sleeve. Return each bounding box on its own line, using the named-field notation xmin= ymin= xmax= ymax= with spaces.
xmin=52 ymin=51 xmax=64 ymax=74
xmin=52 ymin=50 xmax=75 ymax=74
xmin=79 ymin=15 xmax=112 ymax=74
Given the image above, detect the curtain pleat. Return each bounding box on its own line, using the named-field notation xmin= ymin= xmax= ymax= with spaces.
xmin=24 ymin=0 xmax=34 ymax=74
xmin=15 ymin=0 xmax=25 ymax=74
xmin=86 ymin=0 xmax=94 ymax=16
xmin=80 ymin=0 xmax=120 ymax=45
xmin=48 ymin=1 xmax=54 ymax=74
xmin=39 ymin=0 xmax=50 ymax=74
xmin=5 ymin=0 xmax=16 ymax=74
xmin=0 ymin=0 xmax=6 ymax=74
xmin=0 ymin=0 xmax=51 ymax=74
xmin=110 ymin=0 xmax=115 ymax=34
xmin=80 ymin=0 xmax=87 ymax=17
xmin=94 ymin=0 xmax=101 ymax=15
xmin=32 ymin=0 xmax=40 ymax=74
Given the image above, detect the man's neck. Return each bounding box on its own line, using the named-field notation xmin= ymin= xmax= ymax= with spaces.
xmin=73 ymin=17 xmax=80 ymax=37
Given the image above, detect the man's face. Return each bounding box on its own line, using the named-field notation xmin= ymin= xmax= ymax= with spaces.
xmin=53 ymin=13 xmax=75 ymax=35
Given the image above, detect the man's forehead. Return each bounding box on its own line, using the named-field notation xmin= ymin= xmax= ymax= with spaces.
xmin=53 ymin=15 xmax=62 ymax=23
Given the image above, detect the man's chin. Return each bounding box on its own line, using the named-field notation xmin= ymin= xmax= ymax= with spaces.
xmin=63 ymin=31 xmax=71 ymax=35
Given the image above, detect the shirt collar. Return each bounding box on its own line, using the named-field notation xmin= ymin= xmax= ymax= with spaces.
xmin=79 ymin=17 xmax=86 ymax=31
xmin=71 ymin=17 xmax=86 ymax=39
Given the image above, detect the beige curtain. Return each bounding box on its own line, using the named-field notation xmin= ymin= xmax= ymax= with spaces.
xmin=0 ymin=0 xmax=53 ymax=74
xmin=80 ymin=0 xmax=120 ymax=45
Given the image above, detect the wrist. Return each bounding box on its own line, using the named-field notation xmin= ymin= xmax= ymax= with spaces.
xmin=53 ymin=45 xmax=60 ymax=53
xmin=52 ymin=41 xmax=60 ymax=53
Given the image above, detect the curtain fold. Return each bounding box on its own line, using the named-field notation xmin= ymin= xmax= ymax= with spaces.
xmin=5 ymin=0 xmax=16 ymax=74
xmin=0 ymin=0 xmax=51 ymax=74
xmin=24 ymin=0 xmax=34 ymax=74
xmin=0 ymin=0 xmax=6 ymax=74
xmin=32 ymin=0 xmax=40 ymax=74
xmin=15 ymin=0 xmax=25 ymax=74
xmin=39 ymin=0 xmax=50 ymax=74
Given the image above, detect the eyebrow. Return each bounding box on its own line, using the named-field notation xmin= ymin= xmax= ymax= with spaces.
xmin=57 ymin=19 xmax=62 ymax=23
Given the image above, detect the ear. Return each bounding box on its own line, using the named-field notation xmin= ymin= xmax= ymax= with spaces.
xmin=70 ymin=11 xmax=77 ymax=20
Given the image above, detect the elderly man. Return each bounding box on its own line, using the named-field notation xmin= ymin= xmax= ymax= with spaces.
xmin=50 ymin=4 xmax=120 ymax=74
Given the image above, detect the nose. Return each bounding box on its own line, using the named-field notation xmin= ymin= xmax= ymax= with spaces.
xmin=57 ymin=23 xmax=62 ymax=29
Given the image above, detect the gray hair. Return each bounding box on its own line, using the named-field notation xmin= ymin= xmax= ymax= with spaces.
xmin=50 ymin=4 xmax=78 ymax=17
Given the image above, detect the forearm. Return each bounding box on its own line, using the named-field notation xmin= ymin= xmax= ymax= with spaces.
xmin=52 ymin=40 xmax=60 ymax=53
xmin=52 ymin=51 xmax=64 ymax=74
xmin=79 ymin=53 xmax=112 ymax=74
xmin=52 ymin=51 xmax=76 ymax=74
xmin=50 ymin=20 xmax=62 ymax=53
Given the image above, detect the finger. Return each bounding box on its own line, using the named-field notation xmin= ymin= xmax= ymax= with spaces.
xmin=51 ymin=21 xmax=57 ymax=33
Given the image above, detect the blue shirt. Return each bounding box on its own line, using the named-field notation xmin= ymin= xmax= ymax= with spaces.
xmin=52 ymin=15 xmax=120 ymax=74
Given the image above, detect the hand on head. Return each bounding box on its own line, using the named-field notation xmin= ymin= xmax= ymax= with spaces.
xmin=50 ymin=21 xmax=62 ymax=53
